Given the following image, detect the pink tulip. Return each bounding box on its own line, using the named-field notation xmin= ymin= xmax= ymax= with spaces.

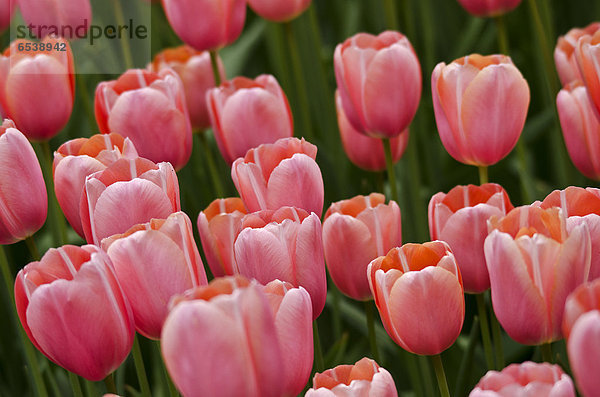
xmin=334 ymin=31 xmax=421 ymax=138
xmin=306 ymin=358 xmax=398 ymax=397
xmin=162 ymin=0 xmax=246 ymax=52
xmin=53 ymin=133 xmax=138 ymax=238
xmin=335 ymin=91 xmax=409 ymax=171
xmin=575 ymin=30 xmax=600 ymax=117
xmin=557 ymin=83 xmax=600 ymax=179
xmin=14 ymin=245 xmax=134 ymax=381
xmin=161 ymin=276 xmax=285 ymax=397
xmin=18 ymin=0 xmax=91 ymax=39
xmin=197 ymin=198 xmax=247 ymax=277
xmin=323 ymin=193 xmax=402 ymax=300
xmin=207 ymin=75 xmax=294 ymax=165
xmin=367 ymin=242 xmax=465 ymax=355
xmin=150 ymin=45 xmax=226 ymax=130
xmin=102 ymin=212 xmax=208 ymax=339
xmin=455 ymin=0 xmax=522 ymax=17
xmin=0 ymin=37 xmax=74 ymax=141
xmin=485 ymin=205 xmax=591 ymax=345
xmin=0 ymin=0 xmax=15 ymax=32
xmin=429 ymin=183 xmax=513 ymax=293
xmin=469 ymin=362 xmax=575 ymax=397
xmin=0 ymin=119 xmax=47 ymax=244
xmin=555 ymin=23 xmax=600 ymax=87
xmin=94 ymin=69 xmax=192 ymax=170
xmin=248 ymin=0 xmax=311 ymax=22
xmin=562 ymin=279 xmax=600 ymax=339
xmin=432 ymin=54 xmax=530 ymax=166
xmin=231 ymin=137 xmax=324 ymax=215
xmin=80 ymin=157 xmax=180 ymax=246
xmin=234 ymin=206 xmax=327 ymax=318
xmin=567 ymin=310 xmax=600 ymax=397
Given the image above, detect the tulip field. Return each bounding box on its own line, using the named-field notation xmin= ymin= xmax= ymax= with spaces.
xmin=2 ymin=0 xmax=600 ymax=396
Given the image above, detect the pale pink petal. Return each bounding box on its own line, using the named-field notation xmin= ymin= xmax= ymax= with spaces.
xmin=568 ymin=310 xmax=600 ymax=397
xmin=232 ymin=160 xmax=269 ymax=212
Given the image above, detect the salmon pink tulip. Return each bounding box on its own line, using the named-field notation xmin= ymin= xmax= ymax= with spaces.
xmin=562 ymin=279 xmax=600 ymax=339
xmin=555 ymin=23 xmax=600 ymax=87
xmin=80 ymin=157 xmax=180 ymax=246
xmin=197 ymin=198 xmax=247 ymax=277
xmin=455 ymin=0 xmax=522 ymax=17
xmin=53 ymin=133 xmax=138 ymax=238
xmin=575 ymin=30 xmax=600 ymax=117
xmin=95 ymin=69 xmax=192 ymax=170
xmin=18 ymin=0 xmax=91 ymax=39
xmin=432 ymin=54 xmax=530 ymax=166
xmin=334 ymin=31 xmax=421 ymax=138
xmin=323 ymin=193 xmax=402 ymax=301
xmin=248 ymin=0 xmax=311 ymax=22
xmin=485 ymin=205 xmax=591 ymax=345
xmin=367 ymin=242 xmax=465 ymax=355
xmin=231 ymin=137 xmax=324 ymax=215
xmin=0 ymin=119 xmax=47 ymax=244
xmin=567 ymin=310 xmax=600 ymax=397
xmin=207 ymin=75 xmax=294 ymax=165
xmin=234 ymin=206 xmax=326 ymax=318
xmin=429 ymin=183 xmax=513 ymax=293
xmin=14 ymin=245 xmax=134 ymax=381
xmin=306 ymin=358 xmax=398 ymax=397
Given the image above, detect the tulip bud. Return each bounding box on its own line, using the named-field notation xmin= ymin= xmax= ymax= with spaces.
xmin=555 ymin=23 xmax=600 ymax=87
xmin=575 ymin=30 xmax=600 ymax=117
xmin=455 ymin=0 xmax=522 ymax=18
xmin=567 ymin=310 xmax=600 ymax=397
xmin=18 ymin=0 xmax=91 ymax=39
xmin=562 ymin=279 xmax=600 ymax=339
xmin=248 ymin=0 xmax=311 ymax=22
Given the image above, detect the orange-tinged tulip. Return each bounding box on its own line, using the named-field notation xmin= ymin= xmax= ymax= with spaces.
xmin=562 ymin=279 xmax=600 ymax=339
xmin=248 ymin=0 xmax=311 ymax=22
xmin=575 ymin=30 xmax=600 ymax=117
xmin=555 ymin=23 xmax=600 ymax=87
xmin=567 ymin=310 xmax=600 ymax=397
xmin=455 ymin=0 xmax=522 ymax=17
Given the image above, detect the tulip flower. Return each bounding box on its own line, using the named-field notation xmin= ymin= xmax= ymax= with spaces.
xmin=207 ymin=75 xmax=294 ymax=165
xmin=247 ymin=0 xmax=311 ymax=22
xmin=0 ymin=119 xmax=47 ymax=244
xmin=575 ymin=30 xmax=600 ymax=117
xmin=18 ymin=0 xmax=91 ymax=39
xmin=0 ymin=0 xmax=14 ymax=32
xmin=53 ymin=133 xmax=138 ymax=238
xmin=162 ymin=0 xmax=246 ymax=52
xmin=323 ymin=193 xmax=402 ymax=300
xmin=335 ymin=91 xmax=409 ymax=171
xmin=432 ymin=54 xmax=530 ymax=166
xmin=306 ymin=357 xmax=398 ymax=397
xmin=231 ymin=137 xmax=324 ymax=215
xmin=162 ymin=276 xmax=286 ymax=397
xmin=14 ymin=245 xmax=135 ymax=381
xmin=334 ymin=31 xmax=421 ymax=138
xmin=234 ymin=206 xmax=327 ymax=318
xmin=429 ymin=183 xmax=513 ymax=293
xmin=80 ymin=157 xmax=180 ymax=246
xmin=367 ymin=242 xmax=465 ymax=355
xmin=151 ymin=46 xmax=226 ymax=130
xmin=94 ymin=68 xmax=192 ymax=170
xmin=455 ymin=0 xmax=522 ymax=18
xmin=0 ymin=37 xmax=74 ymax=141
xmin=562 ymin=279 xmax=600 ymax=339
xmin=485 ymin=205 xmax=591 ymax=345
xmin=102 ymin=212 xmax=208 ymax=339
xmin=469 ymin=362 xmax=575 ymax=396
xmin=555 ymin=23 xmax=600 ymax=87
xmin=557 ymin=83 xmax=600 ymax=180
xmin=567 ymin=310 xmax=600 ymax=397
xmin=197 ymin=198 xmax=247 ymax=277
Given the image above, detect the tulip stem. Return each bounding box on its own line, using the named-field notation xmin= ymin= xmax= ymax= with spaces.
xmin=132 ymin=336 xmax=152 ymax=397
xmin=154 ymin=341 xmax=179 ymax=397
xmin=25 ymin=236 xmax=40 ymax=261
xmin=38 ymin=141 xmax=67 ymax=246
xmin=382 ymin=0 xmax=399 ymax=30
xmin=68 ymin=372 xmax=83 ymax=397
xmin=364 ymin=301 xmax=382 ymax=364
xmin=455 ymin=316 xmax=480 ymax=396
xmin=478 ymin=166 xmax=488 ymax=185
xmin=490 ymin=308 xmax=505 ymax=369
xmin=209 ymin=51 xmax=222 ymax=87
xmin=75 ymin=73 xmax=97 ymax=131
xmin=540 ymin=342 xmax=553 ymax=363
xmin=111 ymin=0 xmax=134 ymax=69
xmin=475 ymin=293 xmax=495 ymax=369
xmin=383 ymin=139 xmax=399 ymax=204
xmin=313 ymin=320 xmax=325 ymax=372
xmin=431 ymin=354 xmax=450 ymax=397
xmin=494 ymin=15 xmax=510 ymax=55
xmin=197 ymin=131 xmax=225 ymax=198
xmin=104 ymin=373 xmax=117 ymax=395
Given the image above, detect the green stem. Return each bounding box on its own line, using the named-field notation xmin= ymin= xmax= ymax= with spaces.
xmin=418 ymin=356 xmax=435 ymax=397
xmin=382 ymin=0 xmax=399 ymax=31
xmin=541 ymin=343 xmax=553 ymax=363
xmin=455 ymin=317 xmax=480 ymax=396
xmin=313 ymin=320 xmax=324 ymax=373
xmin=25 ymin=236 xmax=40 ymax=261
xmin=75 ymin=73 xmax=96 ymax=131
xmin=478 ymin=166 xmax=489 ymax=185
xmin=111 ymin=0 xmax=134 ymax=69
xmin=197 ymin=132 xmax=225 ymax=198
xmin=68 ymin=372 xmax=83 ymax=397
xmin=330 ymin=281 xmax=342 ymax=341
xmin=431 ymin=354 xmax=450 ymax=397
xmin=494 ymin=15 xmax=510 ymax=54
xmin=39 ymin=141 xmax=67 ymax=246
xmin=490 ymin=308 xmax=505 ymax=369
xmin=516 ymin=141 xmax=534 ymax=204
xmin=154 ymin=341 xmax=179 ymax=397
xmin=209 ymin=50 xmax=222 ymax=87
xmin=132 ymin=336 xmax=152 ymax=397
xmin=476 ymin=293 xmax=495 ymax=369
xmin=383 ymin=139 xmax=399 ymax=204
xmin=364 ymin=301 xmax=381 ymax=364
xmin=399 ymin=349 xmax=424 ymax=397
xmin=103 ymin=373 xmax=117 ymax=395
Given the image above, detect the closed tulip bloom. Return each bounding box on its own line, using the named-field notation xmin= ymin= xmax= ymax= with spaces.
xmin=14 ymin=245 xmax=134 ymax=381
xmin=335 ymin=91 xmax=409 ymax=171
xmin=235 ymin=206 xmax=326 ymax=318
xmin=95 ymin=69 xmax=192 ymax=170
xmin=18 ymin=0 xmax=91 ymax=39
xmin=0 ymin=37 xmax=74 ymax=141
xmin=306 ymin=358 xmax=398 ymax=397
xmin=562 ymin=279 xmax=600 ymax=339
xmin=53 ymin=133 xmax=138 ymax=238
xmin=429 ymin=183 xmax=513 ymax=293
xmin=334 ymin=31 xmax=421 ymax=138
xmin=231 ymin=137 xmax=324 ymax=215
xmin=485 ymin=205 xmax=591 ymax=345
xmin=469 ymin=362 xmax=575 ymax=397
xmin=557 ymin=83 xmax=600 ymax=179
xmin=102 ymin=212 xmax=208 ymax=339
xmin=323 ymin=193 xmax=402 ymax=301
xmin=162 ymin=0 xmax=246 ymax=52
xmin=151 ymin=46 xmax=225 ymax=130
xmin=575 ymin=30 xmax=600 ymax=117
xmin=207 ymin=75 xmax=294 ymax=165
xmin=455 ymin=0 xmax=522 ymax=17
xmin=80 ymin=158 xmax=180 ymax=246
xmin=367 ymin=242 xmax=465 ymax=355
xmin=567 ymin=310 xmax=600 ymax=397
xmin=0 ymin=119 xmax=47 ymax=244
xmin=432 ymin=54 xmax=530 ymax=166
xmin=555 ymin=23 xmax=600 ymax=87
xmin=162 ymin=276 xmax=285 ymax=397
xmin=0 ymin=0 xmax=15 ymax=32
xmin=248 ymin=0 xmax=311 ymax=22
xmin=197 ymin=198 xmax=247 ymax=278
